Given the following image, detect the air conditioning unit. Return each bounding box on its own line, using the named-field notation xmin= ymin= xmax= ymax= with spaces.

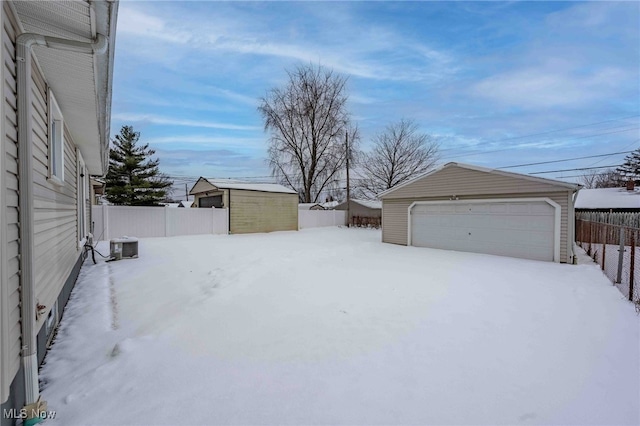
xmin=110 ymin=237 xmax=139 ymax=261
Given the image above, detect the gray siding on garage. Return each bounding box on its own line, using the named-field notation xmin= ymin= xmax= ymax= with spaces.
xmin=229 ymin=189 xmax=298 ymax=234
xmin=381 ymin=165 xmax=576 ymax=263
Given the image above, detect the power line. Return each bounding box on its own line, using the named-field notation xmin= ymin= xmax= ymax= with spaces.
xmin=438 ymin=114 xmax=640 ymax=153
xmin=441 ymin=127 xmax=639 ymax=160
xmin=496 ymin=150 xmax=634 ymax=169
xmin=528 ymin=165 xmax=621 ymax=175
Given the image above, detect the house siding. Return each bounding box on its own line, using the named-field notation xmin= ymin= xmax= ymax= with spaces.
xmin=1 ymin=1 xmax=21 ymax=404
xmin=336 ymin=202 xmax=382 ymax=218
xmin=229 ymin=189 xmax=298 ymax=234
xmin=381 ymin=166 xmax=574 ymax=263
xmin=31 ymin=63 xmax=80 ymax=332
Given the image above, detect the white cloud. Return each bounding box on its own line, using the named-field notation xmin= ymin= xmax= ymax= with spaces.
xmin=112 ymin=113 xmax=261 ymax=131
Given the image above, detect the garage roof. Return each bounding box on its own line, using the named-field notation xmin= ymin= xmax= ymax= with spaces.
xmin=379 ymin=162 xmax=581 ymax=198
xmin=190 ymin=177 xmax=298 ymax=195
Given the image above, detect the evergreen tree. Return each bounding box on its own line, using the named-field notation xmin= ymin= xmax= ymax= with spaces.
xmin=616 ymin=148 xmax=640 ymax=184
xmin=105 ymin=126 xmax=172 ymax=205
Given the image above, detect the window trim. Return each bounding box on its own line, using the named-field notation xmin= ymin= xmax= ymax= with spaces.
xmin=47 ymin=90 xmax=64 ymax=184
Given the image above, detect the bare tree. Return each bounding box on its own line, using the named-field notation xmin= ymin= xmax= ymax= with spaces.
xmin=581 ymin=168 xmax=623 ymax=188
xmin=358 ymin=119 xmax=439 ymax=198
xmin=258 ymin=64 xmax=351 ymax=203
xmin=580 ymin=170 xmax=598 ymax=189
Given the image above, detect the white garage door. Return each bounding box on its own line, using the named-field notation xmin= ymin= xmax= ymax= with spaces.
xmin=410 ymin=200 xmax=558 ymax=261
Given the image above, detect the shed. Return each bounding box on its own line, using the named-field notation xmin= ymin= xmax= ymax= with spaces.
xmin=189 ymin=178 xmax=298 ymax=234
xmin=379 ymin=162 xmax=581 ymax=263
xmin=335 ymin=199 xmax=382 ymax=217
xmin=574 ymin=187 xmax=640 ymax=212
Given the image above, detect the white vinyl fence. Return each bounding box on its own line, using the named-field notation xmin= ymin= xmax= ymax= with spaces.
xmin=92 ymin=206 xmax=347 ymax=241
xmin=298 ymin=209 xmax=347 ymax=229
xmin=92 ymin=205 xmax=229 ymax=240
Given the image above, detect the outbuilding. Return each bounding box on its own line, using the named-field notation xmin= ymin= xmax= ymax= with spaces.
xmin=190 ymin=178 xmax=298 ymax=234
xmin=379 ymin=162 xmax=581 ymax=263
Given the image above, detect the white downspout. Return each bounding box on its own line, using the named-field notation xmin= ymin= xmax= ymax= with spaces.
xmin=16 ymin=32 xmax=108 ymax=411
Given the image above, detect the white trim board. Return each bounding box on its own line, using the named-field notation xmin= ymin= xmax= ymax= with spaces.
xmin=407 ymin=197 xmax=562 ymax=263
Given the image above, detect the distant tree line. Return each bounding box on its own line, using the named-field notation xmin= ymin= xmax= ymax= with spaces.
xmin=580 ymin=148 xmax=640 ymax=189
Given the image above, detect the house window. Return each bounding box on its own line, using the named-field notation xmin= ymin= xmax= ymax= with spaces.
xmin=48 ymin=91 xmax=64 ymax=183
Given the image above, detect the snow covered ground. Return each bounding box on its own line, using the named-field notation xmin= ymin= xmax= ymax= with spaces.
xmin=40 ymin=228 xmax=639 ymax=425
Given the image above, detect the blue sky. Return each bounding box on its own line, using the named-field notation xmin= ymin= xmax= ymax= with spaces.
xmin=111 ymin=1 xmax=640 ymax=195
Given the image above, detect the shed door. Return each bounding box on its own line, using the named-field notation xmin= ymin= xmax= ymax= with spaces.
xmin=410 ymin=201 xmax=556 ymax=261
xmin=199 ymin=195 xmax=223 ymax=208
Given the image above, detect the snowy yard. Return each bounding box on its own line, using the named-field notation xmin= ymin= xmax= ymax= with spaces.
xmin=41 ymin=228 xmax=639 ymax=425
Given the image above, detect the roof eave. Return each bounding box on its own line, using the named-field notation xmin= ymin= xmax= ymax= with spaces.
xmin=379 ymin=162 xmax=582 ymax=199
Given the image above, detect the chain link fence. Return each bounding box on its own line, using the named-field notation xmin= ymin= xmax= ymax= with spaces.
xmin=576 ymin=219 xmax=640 ymax=305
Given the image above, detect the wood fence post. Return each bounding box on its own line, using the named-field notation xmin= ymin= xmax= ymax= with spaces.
xmin=616 ymin=227 xmax=625 ymax=284
xmin=630 ymin=232 xmax=635 ymax=301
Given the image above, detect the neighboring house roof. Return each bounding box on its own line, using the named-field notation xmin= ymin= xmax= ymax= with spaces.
xmin=335 ymin=199 xmax=382 ymax=210
xmin=352 ymin=199 xmax=382 ymax=210
xmin=11 ymin=0 xmax=118 ymax=175
xmin=574 ymin=188 xmax=640 ymax=209
xmin=378 ymin=162 xmax=582 ymax=198
xmin=298 ymin=203 xmax=325 ymax=210
xmin=179 ymin=200 xmax=194 ymax=208
xmin=189 ymin=177 xmax=297 ymax=195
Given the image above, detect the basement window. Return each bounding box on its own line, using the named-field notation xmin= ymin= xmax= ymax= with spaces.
xmin=48 ymin=91 xmax=64 ymax=183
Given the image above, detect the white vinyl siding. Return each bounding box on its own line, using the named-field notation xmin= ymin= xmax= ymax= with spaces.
xmin=31 ymin=54 xmax=80 ymax=331
xmin=76 ymin=150 xmax=88 ymax=243
xmin=1 ymin=1 xmax=21 ymax=403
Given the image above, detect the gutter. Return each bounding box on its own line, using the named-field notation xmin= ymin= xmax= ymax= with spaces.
xmin=16 ymin=31 xmax=109 ymax=424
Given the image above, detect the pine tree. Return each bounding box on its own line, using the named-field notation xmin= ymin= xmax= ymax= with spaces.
xmin=105 ymin=126 xmax=172 ymax=205
xmin=616 ymin=148 xmax=640 ymax=184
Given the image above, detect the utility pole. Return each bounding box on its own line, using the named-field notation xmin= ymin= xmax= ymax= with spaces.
xmin=185 ymin=183 xmax=188 ymax=201
xmin=346 ymin=129 xmax=350 ymax=227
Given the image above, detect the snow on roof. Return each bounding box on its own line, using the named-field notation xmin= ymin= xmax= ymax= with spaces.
xmin=352 ymin=199 xmax=382 ymax=210
xmin=575 ymin=188 xmax=640 ymax=209
xmin=321 ymin=201 xmax=340 ymax=209
xmin=202 ymin=178 xmax=297 ymax=195
xmin=298 ymin=203 xmax=324 ymax=210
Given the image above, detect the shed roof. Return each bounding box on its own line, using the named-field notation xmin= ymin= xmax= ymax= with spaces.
xmin=379 ymin=162 xmax=581 ymax=198
xmin=189 ymin=177 xmax=297 ymax=195
xmin=574 ymin=188 xmax=640 ymax=209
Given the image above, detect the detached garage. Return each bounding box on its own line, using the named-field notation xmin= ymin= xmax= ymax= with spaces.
xmin=190 ymin=177 xmax=298 ymax=234
xmin=379 ymin=163 xmax=581 ymax=263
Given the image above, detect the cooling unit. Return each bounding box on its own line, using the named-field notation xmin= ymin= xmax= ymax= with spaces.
xmin=110 ymin=237 xmax=139 ymax=261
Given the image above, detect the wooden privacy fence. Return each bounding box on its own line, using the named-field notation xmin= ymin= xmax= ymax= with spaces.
xmin=93 ymin=206 xmax=349 ymax=240
xmin=350 ymin=216 xmax=381 ymax=228
xmin=575 ymin=219 xmax=639 ymax=304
